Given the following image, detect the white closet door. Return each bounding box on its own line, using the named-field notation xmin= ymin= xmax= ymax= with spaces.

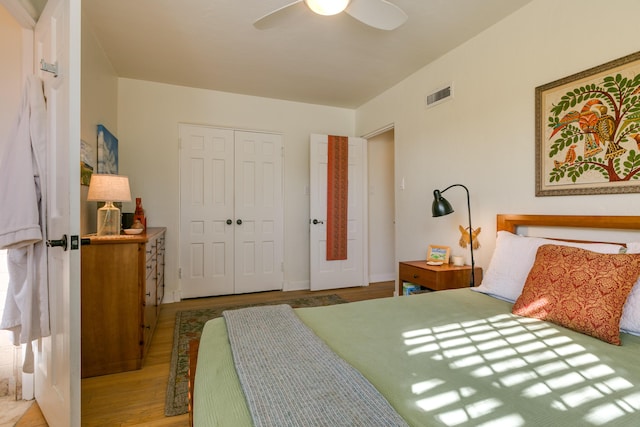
xmin=180 ymin=125 xmax=235 ymax=298
xmin=179 ymin=125 xmax=283 ymax=298
xmin=233 ymin=131 xmax=283 ymax=294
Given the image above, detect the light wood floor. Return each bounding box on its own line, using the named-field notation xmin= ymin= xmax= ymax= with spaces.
xmin=17 ymin=281 xmax=395 ymax=426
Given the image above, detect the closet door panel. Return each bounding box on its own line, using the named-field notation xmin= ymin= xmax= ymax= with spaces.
xmin=234 ymin=131 xmax=283 ymax=294
xmin=180 ymin=126 xmax=234 ymax=297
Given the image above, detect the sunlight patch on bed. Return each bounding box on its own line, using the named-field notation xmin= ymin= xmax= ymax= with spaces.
xmin=403 ymin=313 xmax=639 ymax=426
xmin=475 ymin=414 xmax=525 ymax=427
xmin=412 ymin=378 xmax=445 ymax=394
xmin=436 ymin=398 xmax=504 ymax=426
xmin=585 ymin=392 xmax=640 ymax=425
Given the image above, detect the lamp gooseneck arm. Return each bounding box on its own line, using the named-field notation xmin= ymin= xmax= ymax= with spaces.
xmin=440 ymin=184 xmax=475 ymax=287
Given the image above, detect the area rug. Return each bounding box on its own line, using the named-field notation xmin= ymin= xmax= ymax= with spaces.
xmin=164 ymin=294 xmax=348 ymax=416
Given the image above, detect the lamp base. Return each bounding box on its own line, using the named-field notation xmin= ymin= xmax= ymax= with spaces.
xmin=97 ymin=201 xmax=121 ymax=236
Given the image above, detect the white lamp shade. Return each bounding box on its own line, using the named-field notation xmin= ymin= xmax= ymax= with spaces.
xmin=87 ymin=174 xmax=132 ymax=202
xmin=304 ymin=0 xmax=350 ymax=16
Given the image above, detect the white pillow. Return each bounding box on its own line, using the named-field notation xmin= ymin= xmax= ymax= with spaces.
xmin=621 ymin=242 xmax=640 ymax=336
xmin=472 ymin=231 xmax=625 ymax=302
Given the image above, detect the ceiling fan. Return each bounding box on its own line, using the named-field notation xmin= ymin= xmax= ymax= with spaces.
xmin=254 ymin=0 xmax=408 ymax=31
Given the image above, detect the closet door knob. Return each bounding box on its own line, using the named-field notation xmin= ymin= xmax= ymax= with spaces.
xmin=226 ymin=219 xmax=232 ymax=225
xmin=237 ymin=219 xmax=243 ymax=225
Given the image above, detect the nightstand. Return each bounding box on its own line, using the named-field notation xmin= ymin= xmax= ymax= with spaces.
xmin=398 ymin=260 xmax=482 ymax=295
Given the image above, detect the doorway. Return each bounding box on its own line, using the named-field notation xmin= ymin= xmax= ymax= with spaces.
xmin=366 ymin=128 xmax=396 ymax=286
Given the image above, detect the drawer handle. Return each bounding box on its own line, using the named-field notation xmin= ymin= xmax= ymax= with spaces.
xmin=413 ymin=274 xmax=419 ymax=279
xmin=146 ymin=291 xmax=151 ymax=297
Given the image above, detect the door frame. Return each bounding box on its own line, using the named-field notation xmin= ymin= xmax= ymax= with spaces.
xmin=361 ymin=124 xmax=397 ymax=294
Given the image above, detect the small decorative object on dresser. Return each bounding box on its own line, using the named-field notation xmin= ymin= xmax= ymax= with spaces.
xmin=134 ymin=197 xmax=146 ymax=230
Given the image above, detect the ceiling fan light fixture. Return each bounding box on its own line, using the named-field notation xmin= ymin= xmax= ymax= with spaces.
xmin=304 ymin=0 xmax=350 ymax=16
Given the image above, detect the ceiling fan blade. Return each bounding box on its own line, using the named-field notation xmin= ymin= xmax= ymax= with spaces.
xmin=253 ymin=0 xmax=304 ymax=30
xmin=345 ymin=0 xmax=408 ymax=31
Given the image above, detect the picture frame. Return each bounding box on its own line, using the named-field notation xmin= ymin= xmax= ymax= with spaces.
xmin=80 ymin=139 xmax=93 ymax=186
xmin=427 ymin=245 xmax=450 ymax=264
xmin=97 ymin=124 xmax=118 ymax=174
xmin=535 ymin=51 xmax=640 ymax=196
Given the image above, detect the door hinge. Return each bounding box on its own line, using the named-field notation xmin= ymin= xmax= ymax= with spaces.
xmin=178 ymin=268 xmax=182 ymax=279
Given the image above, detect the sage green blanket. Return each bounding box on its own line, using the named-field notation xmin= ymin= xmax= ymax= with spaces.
xmin=194 ymin=289 xmax=640 ymax=426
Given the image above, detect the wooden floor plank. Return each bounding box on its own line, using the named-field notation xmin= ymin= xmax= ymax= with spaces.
xmin=17 ymin=281 xmax=395 ymax=426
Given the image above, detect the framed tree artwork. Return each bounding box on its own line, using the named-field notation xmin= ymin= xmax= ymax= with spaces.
xmin=536 ymin=51 xmax=640 ymax=196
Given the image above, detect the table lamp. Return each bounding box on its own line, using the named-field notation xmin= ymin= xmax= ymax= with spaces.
xmin=431 ymin=184 xmax=476 ymax=287
xmin=87 ymin=174 xmax=132 ymax=236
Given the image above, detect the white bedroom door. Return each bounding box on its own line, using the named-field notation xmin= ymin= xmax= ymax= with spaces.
xmin=309 ymin=134 xmax=367 ymax=291
xmin=179 ymin=124 xmax=283 ymax=298
xmin=34 ymin=0 xmax=81 ymax=425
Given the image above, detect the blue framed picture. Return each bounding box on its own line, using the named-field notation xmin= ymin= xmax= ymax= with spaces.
xmin=97 ymin=124 xmax=118 ymax=174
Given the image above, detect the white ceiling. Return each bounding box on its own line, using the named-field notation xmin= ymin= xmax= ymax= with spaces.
xmin=82 ymin=0 xmax=533 ymax=109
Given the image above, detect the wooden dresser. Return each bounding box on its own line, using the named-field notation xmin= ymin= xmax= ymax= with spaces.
xmin=81 ymin=227 xmax=166 ymax=378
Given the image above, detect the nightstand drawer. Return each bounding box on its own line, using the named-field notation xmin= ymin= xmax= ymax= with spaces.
xmin=399 ymin=263 xmax=439 ymax=288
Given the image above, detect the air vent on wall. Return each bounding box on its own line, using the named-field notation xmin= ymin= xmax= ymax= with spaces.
xmin=425 ymin=83 xmax=453 ymax=109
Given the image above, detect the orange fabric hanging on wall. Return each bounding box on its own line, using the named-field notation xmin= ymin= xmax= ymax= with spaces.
xmin=326 ymin=135 xmax=349 ymax=260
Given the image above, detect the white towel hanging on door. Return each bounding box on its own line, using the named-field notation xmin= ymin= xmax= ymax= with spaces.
xmin=0 ymin=75 xmax=51 ymax=373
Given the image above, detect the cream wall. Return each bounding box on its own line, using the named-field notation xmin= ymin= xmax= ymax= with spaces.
xmin=356 ymin=0 xmax=640 ymax=272
xmin=116 ymin=79 xmax=355 ymax=301
xmin=80 ymin=15 xmax=119 ymax=236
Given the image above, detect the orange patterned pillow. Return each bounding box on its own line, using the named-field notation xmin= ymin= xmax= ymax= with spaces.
xmin=512 ymin=244 xmax=640 ymax=345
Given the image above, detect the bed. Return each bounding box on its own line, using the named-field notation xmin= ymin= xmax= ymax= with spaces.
xmin=192 ymin=214 xmax=640 ymax=426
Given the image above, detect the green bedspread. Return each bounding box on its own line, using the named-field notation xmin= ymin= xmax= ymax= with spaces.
xmin=194 ymin=289 xmax=640 ymax=426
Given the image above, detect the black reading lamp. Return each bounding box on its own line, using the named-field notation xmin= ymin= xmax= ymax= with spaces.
xmin=431 ymin=184 xmax=475 ymax=287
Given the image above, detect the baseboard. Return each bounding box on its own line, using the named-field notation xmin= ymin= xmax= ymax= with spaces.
xmin=368 ymin=272 xmax=395 ymax=283
xmin=161 ymin=290 xmax=182 ymax=304
xmin=284 ymin=280 xmax=310 ymax=291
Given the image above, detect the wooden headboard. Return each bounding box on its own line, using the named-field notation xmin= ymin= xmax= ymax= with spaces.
xmin=497 ymin=214 xmax=640 ymax=234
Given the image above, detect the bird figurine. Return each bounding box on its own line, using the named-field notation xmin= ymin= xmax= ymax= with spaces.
xmin=459 ymin=225 xmax=481 ymax=249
